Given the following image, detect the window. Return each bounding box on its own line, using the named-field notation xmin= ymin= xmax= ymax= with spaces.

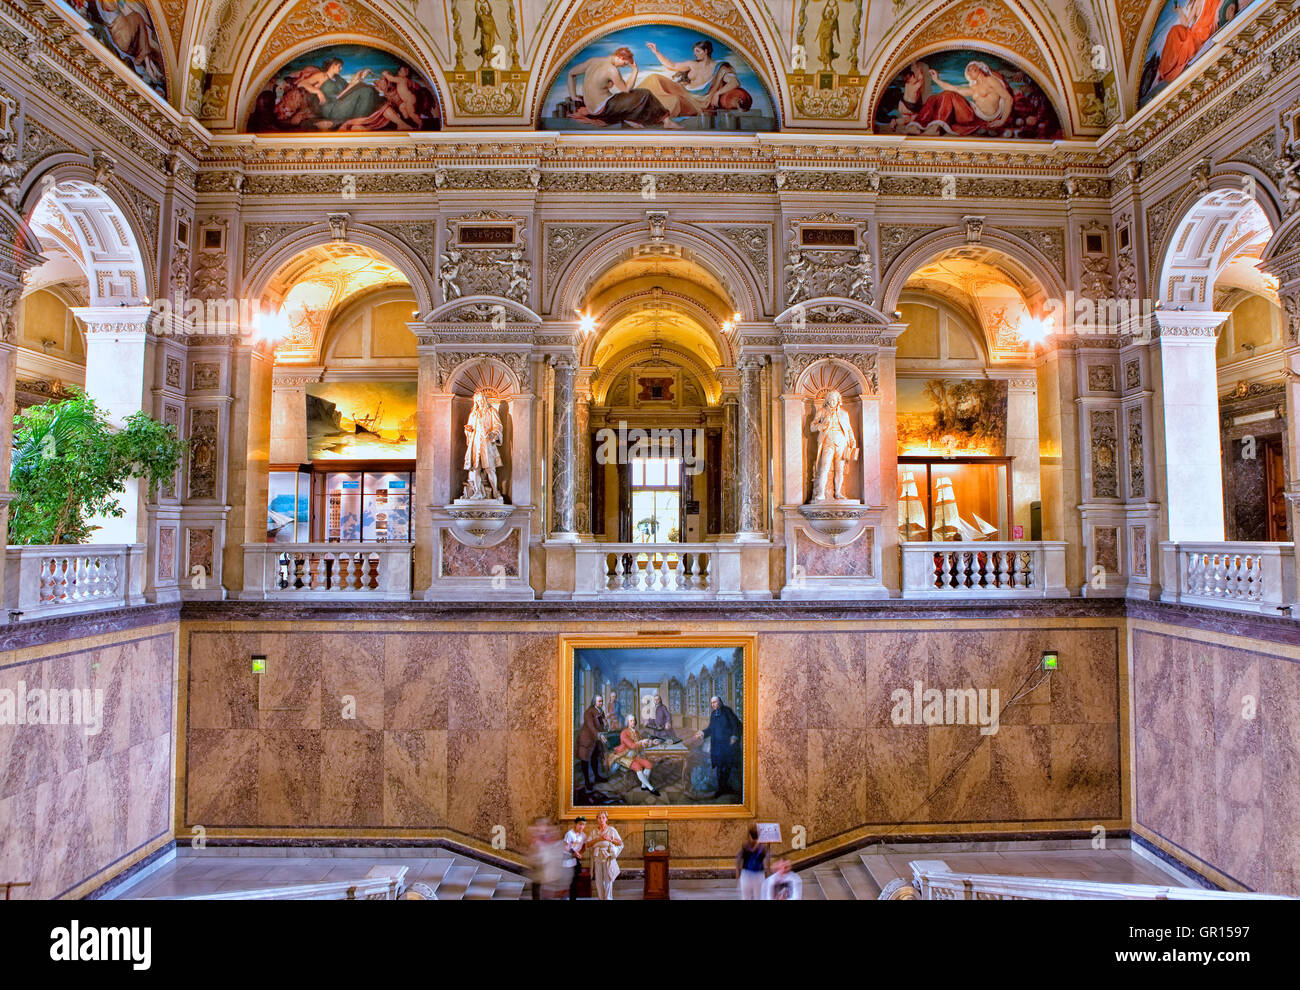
xmin=630 ymin=456 xmax=682 ymax=542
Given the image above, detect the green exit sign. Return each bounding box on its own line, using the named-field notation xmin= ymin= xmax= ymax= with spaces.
xmin=1041 ymin=652 xmax=1059 ymax=671
xmin=252 ymin=656 xmax=266 ymax=674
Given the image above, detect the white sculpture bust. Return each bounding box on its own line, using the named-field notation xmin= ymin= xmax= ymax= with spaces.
xmin=809 ymin=389 xmax=858 ymax=502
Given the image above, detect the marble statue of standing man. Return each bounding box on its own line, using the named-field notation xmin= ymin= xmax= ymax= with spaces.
xmin=809 ymin=389 xmax=858 ymax=502
xmin=463 ymin=390 xmax=504 ymax=500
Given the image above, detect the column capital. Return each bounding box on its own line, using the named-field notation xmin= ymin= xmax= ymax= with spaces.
xmin=72 ymin=305 xmax=155 ymax=338
xmin=1152 ymin=309 xmax=1228 ymax=344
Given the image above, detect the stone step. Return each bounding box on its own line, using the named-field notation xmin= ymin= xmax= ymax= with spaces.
xmin=493 ymin=879 xmax=527 ymax=900
xmin=813 ymin=868 xmax=855 ymax=900
xmin=838 ymin=862 xmax=882 ymax=901
xmin=859 ymin=852 xmax=907 ymax=891
xmin=463 ymin=871 xmax=502 ymax=899
xmin=433 ymin=865 xmax=479 ymax=901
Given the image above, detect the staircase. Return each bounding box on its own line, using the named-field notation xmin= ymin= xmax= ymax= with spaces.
xmin=798 ymin=840 xmax=1218 ymax=900
xmin=413 ymin=857 xmax=527 ymax=901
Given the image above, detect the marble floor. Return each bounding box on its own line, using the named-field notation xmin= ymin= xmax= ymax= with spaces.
xmin=107 ymin=839 xmax=1197 ymax=900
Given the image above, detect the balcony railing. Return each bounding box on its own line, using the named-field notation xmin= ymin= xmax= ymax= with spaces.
xmin=901 ymin=542 xmax=1068 ymax=599
xmin=3 ymin=544 xmax=145 ymax=619
xmin=241 ymin=543 xmax=414 ymax=600
xmin=1159 ymin=542 xmax=1296 ymax=614
xmin=573 ymin=542 xmax=744 ymax=599
xmin=904 ymin=861 xmax=1290 ymax=900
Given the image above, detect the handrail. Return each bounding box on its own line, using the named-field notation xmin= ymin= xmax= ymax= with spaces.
xmin=145 ymin=867 xmax=408 ymax=901
xmin=906 ymin=862 xmax=1290 ymax=900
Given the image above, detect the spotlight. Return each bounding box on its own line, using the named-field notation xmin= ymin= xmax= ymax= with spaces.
xmin=1016 ymin=313 xmax=1054 ymax=345
xmin=253 ymin=309 xmax=290 ymax=343
xmin=576 ymin=310 xmax=597 ymax=337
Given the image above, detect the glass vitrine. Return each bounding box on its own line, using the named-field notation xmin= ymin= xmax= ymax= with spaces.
xmin=897 ymin=457 xmax=1013 ymax=541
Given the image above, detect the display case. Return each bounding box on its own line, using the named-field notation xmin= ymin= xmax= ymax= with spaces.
xmin=315 ymin=468 xmax=413 ymax=543
xmin=642 ymin=819 xmax=670 ymax=900
xmin=897 ymin=456 xmax=1013 ymax=542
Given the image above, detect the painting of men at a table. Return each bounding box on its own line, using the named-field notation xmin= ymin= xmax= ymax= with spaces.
xmin=572 ymin=644 xmax=747 ymax=807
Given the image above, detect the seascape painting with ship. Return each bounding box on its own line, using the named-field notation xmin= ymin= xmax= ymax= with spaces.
xmin=306 ymin=382 xmax=418 ymax=460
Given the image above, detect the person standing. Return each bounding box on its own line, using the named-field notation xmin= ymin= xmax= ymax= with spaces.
xmin=589 ymin=811 xmax=623 ymax=900
xmin=762 ymin=859 xmax=803 ymax=900
xmin=736 ymin=823 xmax=768 ymax=900
xmin=576 ymin=693 xmax=608 ymax=791
xmin=563 ymin=816 xmax=588 ymax=900
xmin=698 ymin=694 xmax=742 ymax=795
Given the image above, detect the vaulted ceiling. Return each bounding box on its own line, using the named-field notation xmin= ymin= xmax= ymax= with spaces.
xmin=52 ymin=0 xmax=1258 ymax=135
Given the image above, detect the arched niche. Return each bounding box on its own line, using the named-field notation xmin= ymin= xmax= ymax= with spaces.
xmin=447 ymin=358 xmax=524 ymax=504
xmin=793 ymin=358 xmax=873 ymax=506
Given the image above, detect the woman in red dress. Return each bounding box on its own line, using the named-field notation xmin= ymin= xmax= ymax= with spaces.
xmin=612 ymin=715 xmax=660 ymax=795
xmin=1157 ymin=0 xmax=1222 ymax=85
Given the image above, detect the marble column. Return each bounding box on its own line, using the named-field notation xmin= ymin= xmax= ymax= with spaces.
xmin=1151 ymin=311 xmax=1228 ymax=542
xmin=550 ymin=355 xmax=577 ymax=539
xmin=73 ymin=306 xmax=156 ymax=544
xmin=574 ymin=373 xmax=592 ymax=536
xmin=1006 ymin=377 xmax=1042 ymax=536
xmin=224 ymin=341 xmax=273 ymax=596
xmin=736 ymin=355 xmax=766 ymax=539
xmin=1036 ymin=338 xmax=1086 ymax=592
xmin=721 ymin=393 xmax=738 ymax=535
xmin=1270 ymin=271 xmax=1300 ymax=570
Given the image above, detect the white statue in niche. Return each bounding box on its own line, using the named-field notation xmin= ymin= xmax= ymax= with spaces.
xmin=463 ymin=390 xmax=505 ymax=501
xmin=809 ymin=389 xmax=858 ymax=502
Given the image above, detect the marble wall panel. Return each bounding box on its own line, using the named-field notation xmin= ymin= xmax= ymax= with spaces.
xmin=0 ymin=629 xmax=174 ymax=899
xmin=1133 ymin=627 xmax=1300 ymax=894
xmin=181 ymin=622 xmax=1122 ymax=864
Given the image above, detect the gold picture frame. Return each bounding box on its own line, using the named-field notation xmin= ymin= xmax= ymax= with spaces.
xmin=559 ymin=633 xmax=757 ymax=821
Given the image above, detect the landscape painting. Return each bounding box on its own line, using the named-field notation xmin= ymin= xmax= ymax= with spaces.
xmin=540 ymin=24 xmax=776 ymax=132
xmin=1137 ymin=0 xmax=1257 ymax=107
xmin=563 ymin=636 xmax=754 ymax=818
xmin=247 ymin=44 xmax=441 ymax=133
xmin=897 ymin=378 xmax=1008 ymax=456
xmin=873 ymin=49 xmax=1062 ymax=140
xmin=58 ymin=1 xmax=167 ymax=97
xmin=306 ymin=382 xmax=417 ymax=460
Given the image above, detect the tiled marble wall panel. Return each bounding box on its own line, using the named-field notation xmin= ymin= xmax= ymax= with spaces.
xmin=0 ymin=631 xmax=174 ymax=898
xmin=184 ymin=623 xmax=1121 ymax=864
xmin=1132 ymin=627 xmax=1300 ymax=894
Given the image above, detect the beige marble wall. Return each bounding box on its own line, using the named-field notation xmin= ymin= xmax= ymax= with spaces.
xmin=181 ymin=619 xmax=1122 ymax=866
xmin=0 ymin=624 xmax=176 ymax=898
xmin=1131 ymin=622 xmax=1300 ymax=894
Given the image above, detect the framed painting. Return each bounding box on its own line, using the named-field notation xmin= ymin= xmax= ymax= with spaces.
xmin=560 ymin=633 xmax=755 ymax=820
xmin=57 ymin=1 xmax=168 ymax=97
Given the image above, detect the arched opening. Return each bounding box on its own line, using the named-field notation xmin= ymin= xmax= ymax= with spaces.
xmin=580 ymin=250 xmax=733 ymax=544
xmin=894 ymin=247 xmax=1045 ymax=543
xmin=19 ymin=178 xmax=152 ymax=545
xmin=1161 ymin=190 xmax=1284 ymax=543
xmin=262 ymin=244 xmax=418 ymax=548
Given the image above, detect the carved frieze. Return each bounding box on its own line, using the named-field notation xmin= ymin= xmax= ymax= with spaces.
xmin=244 ymin=222 xmax=311 ymax=274
xmin=784 ymin=352 xmax=878 ymax=395
xmin=1090 ymin=408 xmax=1118 ymax=499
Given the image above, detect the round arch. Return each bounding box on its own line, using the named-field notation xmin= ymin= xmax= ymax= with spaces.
xmin=587 ymin=286 xmax=736 ymax=367
xmin=244 ymin=222 xmax=435 ymax=315
xmin=879 ymin=226 xmax=1065 ymax=315
xmin=21 ymin=169 xmax=152 ymax=306
xmin=554 ymin=223 xmax=764 ymax=323
xmin=592 ymin=343 xmax=722 ymax=406
xmin=1158 ymin=180 xmax=1277 ymax=310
